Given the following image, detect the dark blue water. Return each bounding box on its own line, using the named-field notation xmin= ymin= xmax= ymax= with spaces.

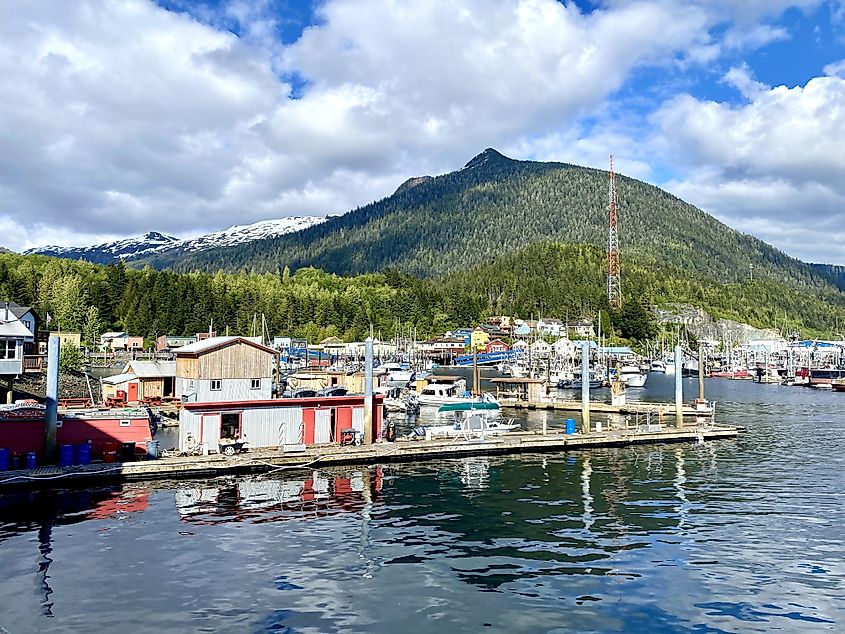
xmin=1 ymin=376 xmax=843 ymax=632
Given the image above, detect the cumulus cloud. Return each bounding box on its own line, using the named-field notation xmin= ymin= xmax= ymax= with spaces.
xmin=0 ymin=0 xmax=839 ymax=255
xmin=651 ymin=71 xmax=845 ymax=262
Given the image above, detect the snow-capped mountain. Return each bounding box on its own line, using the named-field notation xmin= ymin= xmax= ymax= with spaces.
xmin=24 ymin=216 xmax=327 ymax=265
xmin=24 ymin=231 xmax=180 ymax=264
xmin=174 ymin=216 xmax=326 ymax=253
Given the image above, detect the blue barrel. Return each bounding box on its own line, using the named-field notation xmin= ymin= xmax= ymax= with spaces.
xmin=0 ymin=448 xmax=9 ymax=471
xmin=25 ymin=452 xmax=38 ymax=470
xmin=75 ymin=442 xmax=91 ymax=465
xmin=565 ymin=418 xmax=576 ymax=435
xmin=59 ymin=444 xmax=74 ymax=467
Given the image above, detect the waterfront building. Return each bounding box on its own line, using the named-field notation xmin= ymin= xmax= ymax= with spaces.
xmin=48 ymin=331 xmax=82 ymax=349
xmin=175 ymin=336 xmax=278 ymax=403
xmin=155 ymin=335 xmax=197 ymax=352
xmin=0 ymin=306 xmax=33 ymax=379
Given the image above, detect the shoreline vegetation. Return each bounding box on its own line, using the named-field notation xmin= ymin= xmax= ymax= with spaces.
xmin=2 ymin=241 xmax=844 ymax=350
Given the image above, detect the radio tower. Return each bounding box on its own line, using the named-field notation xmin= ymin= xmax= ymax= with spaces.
xmin=607 ymin=155 xmax=622 ymax=310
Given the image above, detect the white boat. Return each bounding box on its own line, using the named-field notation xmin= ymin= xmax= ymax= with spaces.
xmin=650 ymin=360 xmax=666 ymax=373
xmin=619 ymin=365 xmax=647 ymax=387
xmin=418 ymin=377 xmax=471 ymax=406
xmin=423 ymin=411 xmax=520 ymax=439
xmin=376 ymin=386 xmax=420 ymax=413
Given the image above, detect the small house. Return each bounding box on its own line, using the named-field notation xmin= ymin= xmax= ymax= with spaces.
xmin=179 ymin=394 xmax=383 ymax=454
xmin=0 ymin=307 xmax=33 ymax=378
xmin=530 ymin=339 xmax=552 ymax=357
xmin=175 ymin=336 xmax=278 ymax=402
xmin=484 ymin=339 xmax=510 ymax=354
xmin=123 ymin=360 xmax=176 ymax=401
xmin=470 ymin=327 xmax=490 ymax=351
xmin=7 ymin=303 xmax=38 ymax=354
xmin=49 ymin=331 xmax=82 ymax=349
xmin=155 ymin=335 xmax=197 ymax=352
xmin=101 ymin=331 xmax=127 ymax=350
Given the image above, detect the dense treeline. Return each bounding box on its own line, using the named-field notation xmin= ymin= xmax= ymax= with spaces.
xmin=2 ymin=243 xmax=844 ymax=348
xmin=137 ymin=149 xmax=841 ymax=298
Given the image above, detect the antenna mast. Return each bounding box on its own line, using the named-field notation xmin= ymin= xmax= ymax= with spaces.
xmin=607 ymin=155 xmax=622 ymax=310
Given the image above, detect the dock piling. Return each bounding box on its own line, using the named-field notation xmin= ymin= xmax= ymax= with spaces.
xmin=674 ymin=345 xmax=683 ymax=427
xmin=363 ymin=337 xmax=373 ymax=445
xmin=45 ymin=335 xmax=60 ymax=464
xmin=581 ymin=341 xmax=590 ymax=433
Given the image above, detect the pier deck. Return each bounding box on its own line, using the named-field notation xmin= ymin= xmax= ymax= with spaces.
xmin=500 ymin=399 xmax=712 ymax=416
xmin=0 ymin=424 xmax=739 ymax=491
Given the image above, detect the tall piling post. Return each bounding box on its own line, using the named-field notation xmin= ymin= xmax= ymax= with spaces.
xmin=473 ymin=347 xmax=479 ymax=397
xmin=581 ymin=341 xmax=590 ymax=433
xmin=698 ymin=344 xmax=705 ymax=401
xmin=364 ymin=337 xmax=374 ymax=445
xmin=674 ymin=345 xmax=684 ymax=427
xmin=45 ymin=335 xmax=60 ymax=464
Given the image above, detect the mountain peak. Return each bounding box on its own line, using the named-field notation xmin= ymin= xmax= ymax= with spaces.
xmin=463 ymin=148 xmax=510 ymax=169
xmin=141 ymin=231 xmax=178 ymax=242
xmin=394 ymin=175 xmax=433 ymax=195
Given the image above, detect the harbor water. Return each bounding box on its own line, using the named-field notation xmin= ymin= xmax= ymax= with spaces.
xmin=1 ymin=375 xmax=843 ymax=632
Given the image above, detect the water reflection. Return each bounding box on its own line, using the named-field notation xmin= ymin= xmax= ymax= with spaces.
xmin=0 ymin=374 xmax=843 ymax=632
xmin=174 ymin=467 xmax=384 ymax=526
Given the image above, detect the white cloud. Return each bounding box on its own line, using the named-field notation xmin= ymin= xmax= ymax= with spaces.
xmin=0 ymin=0 xmax=838 ymax=258
xmin=651 ymin=72 xmax=845 ymax=262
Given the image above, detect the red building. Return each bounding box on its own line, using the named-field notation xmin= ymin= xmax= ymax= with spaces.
xmin=484 ymin=338 xmax=510 ymax=354
xmin=178 ymin=394 xmax=384 ymax=453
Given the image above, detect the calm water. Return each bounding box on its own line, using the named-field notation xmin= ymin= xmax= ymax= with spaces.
xmin=1 ymin=375 xmax=843 ymax=632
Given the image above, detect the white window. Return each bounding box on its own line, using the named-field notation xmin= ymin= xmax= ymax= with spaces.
xmin=211 ymin=379 xmax=222 ymax=391
xmin=0 ymin=340 xmax=19 ymax=360
xmin=250 ymin=378 xmax=260 ymax=390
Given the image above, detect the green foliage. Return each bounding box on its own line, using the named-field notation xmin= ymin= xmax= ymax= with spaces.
xmin=59 ymin=344 xmax=85 ymax=372
xmin=2 ymin=236 xmax=845 ymax=348
xmin=611 ymin=302 xmax=658 ymax=342
xmin=138 ymin=149 xmax=840 ymax=303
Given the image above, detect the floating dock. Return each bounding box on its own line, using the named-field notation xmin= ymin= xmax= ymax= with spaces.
xmin=500 ymin=399 xmax=712 ymax=416
xmin=0 ymin=424 xmax=739 ymax=491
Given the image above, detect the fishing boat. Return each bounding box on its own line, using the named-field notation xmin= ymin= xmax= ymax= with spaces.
xmin=417 ymin=377 xmax=477 ymax=406
xmin=376 ymin=386 xmax=420 ymax=414
xmin=619 ymin=365 xmax=647 ymax=387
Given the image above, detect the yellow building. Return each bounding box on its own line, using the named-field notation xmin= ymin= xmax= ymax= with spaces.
xmin=49 ymin=331 xmax=82 ymax=348
xmin=469 ymin=327 xmax=490 ymax=351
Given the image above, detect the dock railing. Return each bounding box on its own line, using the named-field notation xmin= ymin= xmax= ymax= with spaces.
xmin=23 ymin=355 xmax=44 ymax=372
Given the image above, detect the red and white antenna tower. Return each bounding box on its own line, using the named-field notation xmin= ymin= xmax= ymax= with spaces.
xmin=607 ymin=155 xmax=622 ymax=310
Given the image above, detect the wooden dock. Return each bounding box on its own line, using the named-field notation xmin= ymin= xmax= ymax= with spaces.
xmin=500 ymin=399 xmax=713 ymax=417
xmin=0 ymin=424 xmax=739 ymax=491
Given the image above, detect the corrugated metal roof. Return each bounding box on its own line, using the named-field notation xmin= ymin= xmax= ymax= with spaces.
xmin=102 ymin=372 xmax=137 ymax=385
xmin=175 ymin=336 xmax=276 ymax=355
xmin=124 ymin=360 xmax=176 ymax=378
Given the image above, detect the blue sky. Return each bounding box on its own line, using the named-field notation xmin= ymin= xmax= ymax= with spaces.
xmin=2 ymin=0 xmax=845 ymax=263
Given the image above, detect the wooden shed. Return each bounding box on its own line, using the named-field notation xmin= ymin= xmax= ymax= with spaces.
xmin=175 ymin=336 xmax=278 ymax=402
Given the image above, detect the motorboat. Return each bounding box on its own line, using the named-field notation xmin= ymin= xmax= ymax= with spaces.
xmin=376 ymin=386 xmax=421 ymax=414
xmin=619 ymin=365 xmax=647 ymax=387
xmin=421 ymin=411 xmax=520 ymax=439
xmin=417 ymin=377 xmax=471 ymax=406
xmin=650 ymin=360 xmax=666 ymax=373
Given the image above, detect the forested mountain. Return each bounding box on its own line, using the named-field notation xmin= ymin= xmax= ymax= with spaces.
xmin=149 ymin=149 xmax=838 ymax=296
xmin=810 ymin=263 xmax=845 ymax=292
xmin=2 ymin=240 xmax=843 ymax=349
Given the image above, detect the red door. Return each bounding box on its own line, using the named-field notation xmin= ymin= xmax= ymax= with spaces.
xmin=128 ymin=382 xmax=139 ymax=403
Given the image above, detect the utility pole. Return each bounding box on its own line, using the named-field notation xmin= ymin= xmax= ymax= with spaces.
xmin=607 ymin=155 xmax=622 ymax=310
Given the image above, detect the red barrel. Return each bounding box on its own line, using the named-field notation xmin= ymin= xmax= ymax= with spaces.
xmin=102 ymin=441 xmax=118 ymax=464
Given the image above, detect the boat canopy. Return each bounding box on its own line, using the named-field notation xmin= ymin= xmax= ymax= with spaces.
xmin=437 ymin=401 xmax=500 ymax=413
